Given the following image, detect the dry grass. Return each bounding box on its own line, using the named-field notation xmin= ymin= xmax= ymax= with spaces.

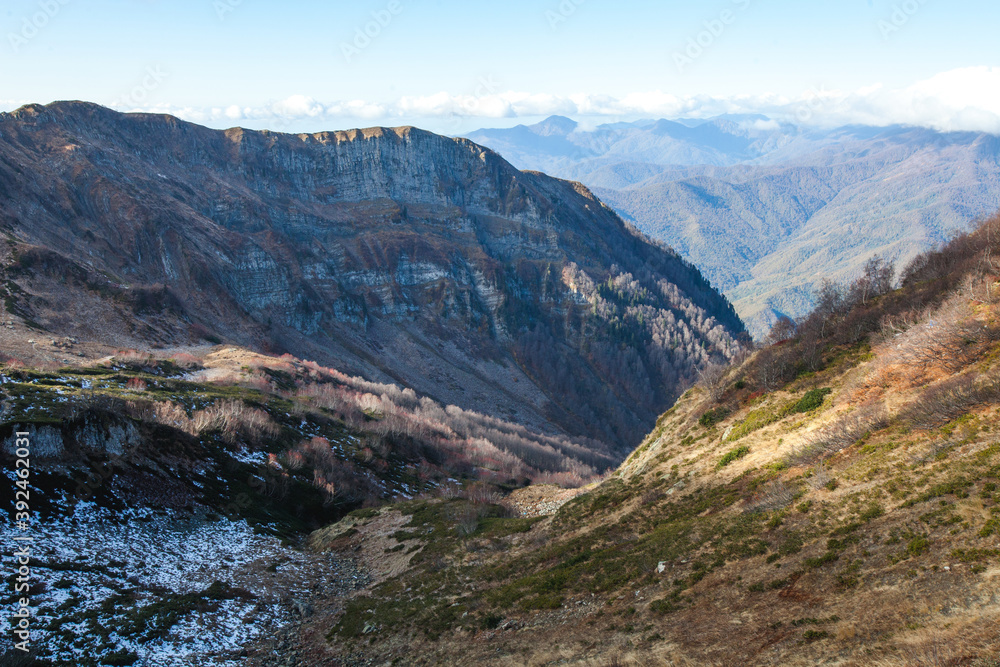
xmin=320 ymin=291 xmax=1000 ymax=667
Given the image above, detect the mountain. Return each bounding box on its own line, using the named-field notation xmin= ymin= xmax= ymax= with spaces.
xmin=4 ymin=105 xmax=999 ymax=666
xmin=464 ymin=114 xmax=791 ymax=176
xmin=281 ymin=213 xmax=1000 ymax=666
xmin=0 ymin=101 xmax=744 ymax=452
xmin=466 ymin=117 xmax=1000 ymax=337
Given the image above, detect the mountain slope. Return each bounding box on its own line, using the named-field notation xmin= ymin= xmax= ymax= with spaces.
xmin=291 ymin=214 xmax=1000 ymax=666
xmin=467 ymin=117 xmax=1000 ymax=337
xmin=0 ymin=101 xmax=744 ymax=451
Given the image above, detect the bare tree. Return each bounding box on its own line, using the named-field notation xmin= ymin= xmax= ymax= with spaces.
xmin=882 ymin=294 xmax=999 ymax=374
xmin=849 ymin=255 xmax=896 ymax=306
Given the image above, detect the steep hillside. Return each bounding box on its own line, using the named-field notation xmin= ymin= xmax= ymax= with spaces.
xmin=0 ymin=102 xmax=743 ymax=453
xmin=289 ymin=214 xmax=1000 ymax=666
xmin=0 ymin=342 xmax=618 ymax=665
xmin=468 ymin=117 xmax=1000 ymax=337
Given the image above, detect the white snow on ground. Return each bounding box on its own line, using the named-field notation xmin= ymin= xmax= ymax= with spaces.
xmin=229 ymin=447 xmax=268 ymax=466
xmin=0 ymin=501 xmax=300 ymax=665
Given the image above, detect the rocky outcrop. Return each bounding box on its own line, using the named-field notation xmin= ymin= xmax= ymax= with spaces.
xmin=0 ymin=102 xmax=745 ymax=452
xmin=2 ymin=419 xmax=141 ymax=459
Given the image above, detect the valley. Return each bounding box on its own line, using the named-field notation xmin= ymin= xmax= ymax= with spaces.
xmin=468 ymin=117 xmax=1000 ymax=336
xmin=4 ymin=2 xmax=999 ymax=666
xmin=1 ymin=105 xmax=998 ymax=667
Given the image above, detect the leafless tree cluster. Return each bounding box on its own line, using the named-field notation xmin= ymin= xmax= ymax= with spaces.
xmin=791 ymin=402 xmax=890 ymax=465
xmin=105 ymin=396 xmax=281 ymax=448
xmin=849 ymin=255 xmax=897 ymax=307
xmin=696 ymin=362 xmax=730 ymax=401
xmin=744 ymin=479 xmax=796 ymax=513
xmin=279 ymin=436 xmax=383 ymax=506
xmin=805 ymin=465 xmax=834 ymax=491
xmin=727 ymin=215 xmax=1000 ymax=402
xmin=529 ymin=261 xmax=745 ymax=445
xmin=293 ymin=364 xmax=616 ymax=486
xmin=900 ymin=213 xmax=1000 ymax=288
xmin=192 ymin=399 xmax=280 ymax=446
xmin=899 ymin=370 xmax=1000 ymax=430
xmin=958 ymin=272 xmax=1000 ymax=305
xmin=879 ymin=294 xmax=1000 ymax=375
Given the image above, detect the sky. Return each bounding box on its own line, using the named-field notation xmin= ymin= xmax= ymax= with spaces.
xmin=1 ymin=0 xmax=999 ymax=135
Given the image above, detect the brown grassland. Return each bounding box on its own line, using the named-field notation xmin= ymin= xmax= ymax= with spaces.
xmin=290 ymin=215 xmax=1000 ymax=666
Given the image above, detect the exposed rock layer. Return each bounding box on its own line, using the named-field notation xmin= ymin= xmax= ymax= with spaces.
xmin=0 ymin=102 xmax=744 ymax=451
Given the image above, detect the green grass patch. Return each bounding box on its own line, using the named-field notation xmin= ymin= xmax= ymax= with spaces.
xmin=790 ymin=388 xmax=832 ymax=414
xmin=726 ymin=408 xmax=780 ymax=441
xmin=717 ymin=445 xmax=750 ymax=468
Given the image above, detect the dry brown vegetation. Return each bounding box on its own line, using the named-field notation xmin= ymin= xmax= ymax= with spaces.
xmin=280 ymin=214 xmax=1000 ymax=666
xmin=93 ymin=346 xmax=616 ymax=502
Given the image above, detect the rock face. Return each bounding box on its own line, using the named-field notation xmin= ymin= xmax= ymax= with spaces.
xmin=0 ymin=102 xmax=744 ymax=452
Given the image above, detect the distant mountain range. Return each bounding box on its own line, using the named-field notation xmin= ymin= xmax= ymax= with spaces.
xmin=0 ymin=102 xmax=744 ymax=453
xmin=466 ymin=116 xmax=1000 ymax=336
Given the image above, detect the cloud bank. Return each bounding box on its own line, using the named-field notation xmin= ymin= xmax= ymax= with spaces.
xmin=24 ymin=67 xmax=999 ymax=135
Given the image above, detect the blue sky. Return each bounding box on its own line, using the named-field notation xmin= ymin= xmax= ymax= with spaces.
xmin=2 ymin=0 xmax=998 ymax=133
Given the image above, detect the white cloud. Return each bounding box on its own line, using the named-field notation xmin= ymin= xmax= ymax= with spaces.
xmin=271 ymin=94 xmax=326 ymax=118
xmin=40 ymin=67 xmax=998 ymax=135
xmin=751 ymin=119 xmax=781 ymax=131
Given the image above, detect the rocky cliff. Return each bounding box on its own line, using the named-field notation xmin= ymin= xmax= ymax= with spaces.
xmin=0 ymin=102 xmax=744 ymax=451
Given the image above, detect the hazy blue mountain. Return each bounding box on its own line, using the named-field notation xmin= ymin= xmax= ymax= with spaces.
xmin=466 ymin=118 xmax=1000 ymax=336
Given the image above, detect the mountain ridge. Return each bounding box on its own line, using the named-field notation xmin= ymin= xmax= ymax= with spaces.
xmin=0 ymin=100 xmax=744 ymax=452
xmin=466 ymin=116 xmax=1000 ymax=336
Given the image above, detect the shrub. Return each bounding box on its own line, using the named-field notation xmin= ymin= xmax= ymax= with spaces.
xmin=901 ymin=370 xmax=1000 ymax=430
xmin=727 ymin=407 xmax=781 ymax=441
xmin=699 ymin=407 xmax=730 ymax=428
xmin=906 ymin=536 xmax=930 ymax=557
xmin=480 ymin=613 xmax=504 ymax=630
xmin=745 ymin=481 xmax=796 ymax=513
xmin=859 ymin=503 xmax=885 ymax=522
xmin=880 ymin=294 xmax=999 ymax=375
xmin=777 ymin=532 xmax=804 ymax=556
xmin=980 ymin=516 xmax=1000 ymax=538
xmin=125 ymin=377 xmax=148 ymax=392
xmin=649 ymin=597 xmax=682 ymax=614
xmin=790 ymin=388 xmax=832 ymax=414
xmin=804 ymin=551 xmax=839 ymax=568
xmin=717 ymin=445 xmax=750 ymax=468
